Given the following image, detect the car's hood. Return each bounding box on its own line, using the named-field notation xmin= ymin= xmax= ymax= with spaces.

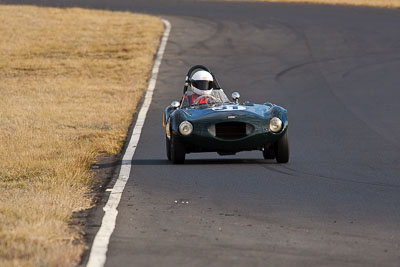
xmin=183 ymin=104 xmax=269 ymax=120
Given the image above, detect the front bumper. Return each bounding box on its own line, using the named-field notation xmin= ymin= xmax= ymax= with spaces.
xmin=172 ymin=126 xmax=287 ymax=153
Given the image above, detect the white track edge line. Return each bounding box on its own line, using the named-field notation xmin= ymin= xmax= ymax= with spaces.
xmin=86 ymin=19 xmax=171 ymax=267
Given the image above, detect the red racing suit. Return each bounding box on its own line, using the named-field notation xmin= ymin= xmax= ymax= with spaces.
xmin=182 ymin=93 xmax=208 ymax=106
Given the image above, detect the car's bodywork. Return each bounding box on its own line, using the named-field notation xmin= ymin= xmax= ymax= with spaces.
xmin=163 ymin=65 xmax=289 ymax=164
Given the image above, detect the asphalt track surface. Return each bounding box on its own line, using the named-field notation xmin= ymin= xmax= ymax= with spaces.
xmin=5 ymin=0 xmax=400 ymax=266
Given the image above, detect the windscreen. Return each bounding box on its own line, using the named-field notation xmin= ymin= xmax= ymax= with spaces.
xmin=182 ymin=89 xmax=231 ymax=107
xmin=211 ymin=89 xmax=230 ymax=103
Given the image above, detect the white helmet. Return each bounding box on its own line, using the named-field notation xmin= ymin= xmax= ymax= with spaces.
xmin=190 ymin=70 xmax=214 ymax=96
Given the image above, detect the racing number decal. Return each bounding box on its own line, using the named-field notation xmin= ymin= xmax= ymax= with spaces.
xmin=212 ymin=105 xmax=246 ymax=111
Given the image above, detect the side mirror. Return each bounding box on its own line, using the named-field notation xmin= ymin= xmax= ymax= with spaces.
xmin=171 ymin=101 xmax=180 ymax=109
xmin=232 ymin=92 xmax=240 ymax=104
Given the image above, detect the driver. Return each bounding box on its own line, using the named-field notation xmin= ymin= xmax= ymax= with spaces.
xmin=182 ymin=70 xmax=215 ymax=106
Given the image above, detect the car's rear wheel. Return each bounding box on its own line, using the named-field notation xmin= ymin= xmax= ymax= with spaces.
xmin=166 ymin=135 xmax=171 ymax=160
xmin=275 ymin=130 xmax=289 ymax=163
xmin=263 ymin=145 xmax=275 ymax=159
xmin=171 ymin=135 xmax=185 ymax=164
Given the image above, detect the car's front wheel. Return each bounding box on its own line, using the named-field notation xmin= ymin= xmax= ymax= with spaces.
xmin=275 ymin=130 xmax=289 ymax=163
xmin=171 ymin=135 xmax=185 ymax=164
xmin=166 ymin=135 xmax=171 ymax=160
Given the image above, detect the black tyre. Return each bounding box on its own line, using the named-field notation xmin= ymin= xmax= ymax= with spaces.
xmin=171 ymin=135 xmax=185 ymax=164
xmin=166 ymin=135 xmax=171 ymax=161
xmin=262 ymin=145 xmax=275 ymax=159
xmin=275 ymin=130 xmax=289 ymax=163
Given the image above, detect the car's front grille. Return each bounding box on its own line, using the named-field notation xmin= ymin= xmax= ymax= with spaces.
xmin=214 ymin=122 xmax=253 ymax=140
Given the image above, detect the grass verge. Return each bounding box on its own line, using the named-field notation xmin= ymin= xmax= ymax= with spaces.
xmin=247 ymin=0 xmax=400 ymax=8
xmin=0 ymin=5 xmax=163 ymax=266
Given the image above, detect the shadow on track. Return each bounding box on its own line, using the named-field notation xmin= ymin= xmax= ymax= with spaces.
xmin=131 ymin=158 xmax=280 ymax=165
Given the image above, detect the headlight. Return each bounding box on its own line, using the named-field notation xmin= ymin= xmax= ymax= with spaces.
xmin=179 ymin=121 xmax=193 ymax=136
xmin=269 ymin=117 xmax=282 ymax=133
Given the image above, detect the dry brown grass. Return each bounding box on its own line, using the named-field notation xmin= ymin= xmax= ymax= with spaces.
xmin=0 ymin=5 xmax=163 ymax=266
xmin=247 ymin=0 xmax=400 ymax=8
